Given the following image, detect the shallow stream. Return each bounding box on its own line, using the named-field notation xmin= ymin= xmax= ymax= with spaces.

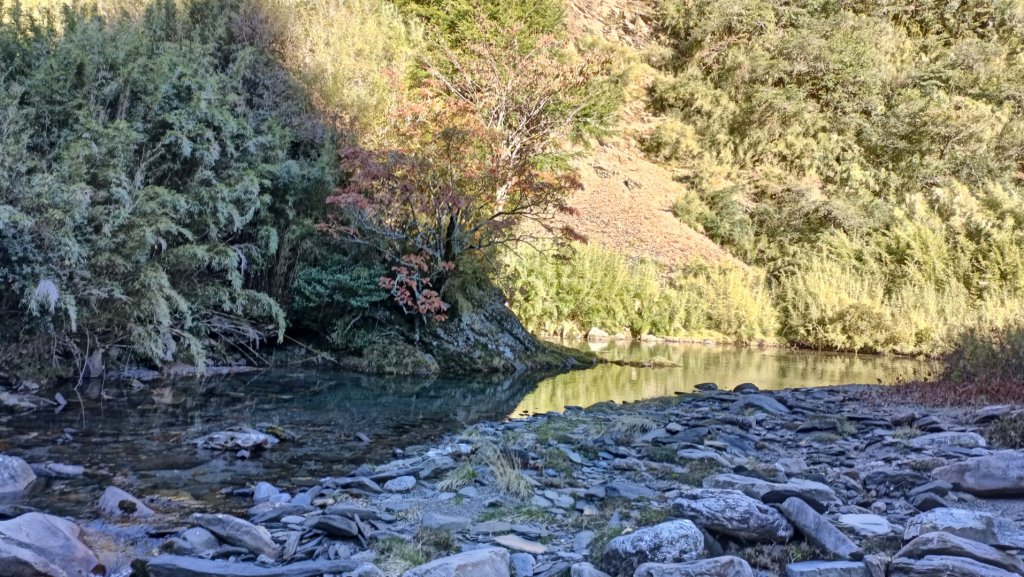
xmin=0 ymin=342 xmax=934 ymax=518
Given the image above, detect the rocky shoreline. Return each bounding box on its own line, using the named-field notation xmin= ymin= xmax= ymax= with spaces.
xmin=3 ymin=383 xmax=1024 ymax=577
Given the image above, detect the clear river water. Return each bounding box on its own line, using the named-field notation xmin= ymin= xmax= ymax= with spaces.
xmin=1 ymin=341 xmax=935 ymax=517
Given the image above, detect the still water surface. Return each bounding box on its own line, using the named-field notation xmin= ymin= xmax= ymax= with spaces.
xmin=1 ymin=342 xmax=933 ymax=516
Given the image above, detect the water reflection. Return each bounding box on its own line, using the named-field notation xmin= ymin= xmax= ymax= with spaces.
xmin=1 ymin=343 xmax=934 ymax=515
xmin=509 ymin=341 xmax=937 ymax=416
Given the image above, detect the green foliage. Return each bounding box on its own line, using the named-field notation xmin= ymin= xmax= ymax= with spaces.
xmin=647 ymin=0 xmax=1024 ymax=354
xmin=502 ymin=243 xmax=778 ymax=341
xmin=0 ymin=0 xmax=331 ymax=375
xmin=272 ymin=0 xmax=423 ymax=134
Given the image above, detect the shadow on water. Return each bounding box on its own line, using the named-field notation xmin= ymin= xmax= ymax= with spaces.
xmin=1 ymin=369 xmax=547 ymax=516
xmin=0 ymin=343 xmax=935 ymax=516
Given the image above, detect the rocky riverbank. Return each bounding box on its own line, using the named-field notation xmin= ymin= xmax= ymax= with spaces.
xmin=4 ymin=383 xmax=1024 ymax=577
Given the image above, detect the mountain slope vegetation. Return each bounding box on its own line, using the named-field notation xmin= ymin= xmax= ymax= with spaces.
xmin=505 ymin=0 xmax=1024 ymax=356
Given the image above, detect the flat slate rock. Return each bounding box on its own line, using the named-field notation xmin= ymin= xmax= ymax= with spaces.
xmin=495 ymin=534 xmax=548 ymax=555
xmin=933 ymin=451 xmax=1024 ymax=497
xmin=895 ymin=531 xmax=1024 ymax=575
xmin=779 ymin=498 xmax=861 ymax=560
xmin=785 ymin=561 xmax=869 ymax=577
xmin=141 ymin=556 xmax=360 ymax=577
xmin=888 ymin=555 xmax=1018 ymax=577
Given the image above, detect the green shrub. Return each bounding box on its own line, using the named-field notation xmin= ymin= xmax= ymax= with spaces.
xmin=0 ymin=0 xmax=331 ymax=375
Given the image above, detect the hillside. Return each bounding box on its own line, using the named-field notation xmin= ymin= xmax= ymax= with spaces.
xmin=559 ymin=0 xmax=736 ymax=269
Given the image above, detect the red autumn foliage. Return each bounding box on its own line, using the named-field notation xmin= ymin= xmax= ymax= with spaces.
xmin=323 ymin=20 xmax=615 ymax=322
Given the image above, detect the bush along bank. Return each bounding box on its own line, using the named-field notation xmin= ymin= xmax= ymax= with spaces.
xmin=8 ymin=383 xmax=1024 ymax=576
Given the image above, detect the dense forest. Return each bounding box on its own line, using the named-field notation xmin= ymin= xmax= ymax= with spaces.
xmin=505 ymin=0 xmax=1024 ymax=360
xmin=0 ymin=0 xmax=619 ymax=379
xmin=1 ymin=0 xmax=1023 ymax=382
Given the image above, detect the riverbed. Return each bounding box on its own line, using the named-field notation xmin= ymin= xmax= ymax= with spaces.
xmin=0 ymin=343 xmax=934 ymax=518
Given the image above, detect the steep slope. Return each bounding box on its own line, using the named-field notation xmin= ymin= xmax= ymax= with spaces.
xmin=557 ymin=0 xmax=737 ymax=269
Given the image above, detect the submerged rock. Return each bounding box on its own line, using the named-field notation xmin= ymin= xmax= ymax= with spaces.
xmin=0 ymin=455 xmax=36 ymax=499
xmin=99 ymin=486 xmax=155 ymax=519
xmin=194 ymin=429 xmax=279 ymax=452
xmin=0 ymin=512 xmax=101 ymax=577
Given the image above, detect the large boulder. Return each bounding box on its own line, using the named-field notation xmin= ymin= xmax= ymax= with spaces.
xmin=600 ymin=520 xmax=703 ymax=577
xmin=673 ymin=489 xmax=793 ymax=543
xmin=402 ymin=547 xmax=510 ymax=577
xmin=633 ymin=557 xmax=754 ymax=577
xmin=0 ymin=512 xmax=101 ymax=577
xmin=888 ymin=556 xmax=1017 ymax=577
xmin=933 ymin=451 xmax=1024 ymax=497
xmin=190 ymin=513 xmax=280 ymax=559
xmin=778 ymin=498 xmax=861 ymax=560
xmin=895 ymin=531 xmax=1024 ymax=575
xmin=0 ymin=455 xmax=36 ymax=499
xmin=702 ymin=474 xmax=840 ymax=510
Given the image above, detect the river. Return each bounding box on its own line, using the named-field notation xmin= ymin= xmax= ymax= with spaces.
xmin=0 ymin=342 xmax=934 ymax=517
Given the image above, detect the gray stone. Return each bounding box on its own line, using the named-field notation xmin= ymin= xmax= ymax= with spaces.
xmin=180 ymin=527 xmax=220 ymax=555
xmin=403 ymin=547 xmax=510 ymax=577
xmin=703 ymin=474 xmax=840 ymax=508
xmin=422 ymin=513 xmax=471 ymax=532
xmin=785 ymin=561 xmax=869 ymax=577
xmin=191 ymin=513 xmax=280 ymax=560
xmin=253 ymin=481 xmax=281 ymax=503
xmin=602 ymin=480 xmax=656 ymax=500
xmin=673 ymin=489 xmax=794 ymax=543
xmin=98 ymin=485 xmax=155 ymax=518
xmin=352 ymin=565 xmax=385 ymax=577
xmin=194 ymin=429 xmax=279 ymax=451
xmin=473 ymin=521 xmax=514 ymax=534
xmin=0 ymin=512 xmax=100 ymax=577
xmin=633 ymin=557 xmax=754 ymax=577
xmin=895 ymin=531 xmax=1024 ymax=575
xmin=30 ymin=462 xmax=84 ymax=479
xmin=836 ymin=514 xmax=893 ymax=537
xmin=495 ymin=534 xmax=547 ymax=555
xmin=903 ymin=508 xmax=1024 ymax=548
xmin=600 ymin=520 xmax=703 ymax=577
xmin=933 ymin=451 xmax=1024 ymax=497
xmin=0 ymin=455 xmax=36 ymax=498
xmin=731 ymin=395 xmax=789 ymax=415
xmin=909 ymin=492 xmax=948 ymax=512
xmin=779 ymin=498 xmax=861 ymax=560
xmin=141 ymin=555 xmax=360 ymax=577
xmin=570 ymin=563 xmax=610 ymax=577
xmin=511 ymin=552 xmax=535 ymax=577
xmin=909 ymin=432 xmax=987 ymax=450
xmin=888 ymin=555 xmax=1017 ymax=577
xmin=308 ymin=515 xmax=359 ymax=538
xmin=384 ymin=476 xmax=417 ymax=493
